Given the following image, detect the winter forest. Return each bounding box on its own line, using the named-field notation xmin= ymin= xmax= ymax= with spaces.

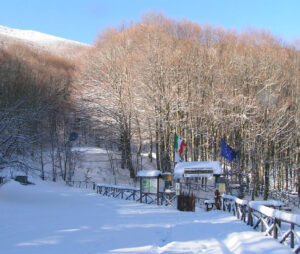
xmin=1 ymin=13 xmax=299 ymax=198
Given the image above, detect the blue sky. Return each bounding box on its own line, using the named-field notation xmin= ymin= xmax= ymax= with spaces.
xmin=0 ymin=0 xmax=299 ymax=45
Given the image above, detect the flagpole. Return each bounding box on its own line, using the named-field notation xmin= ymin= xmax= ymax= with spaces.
xmin=174 ymin=133 xmax=176 ymax=170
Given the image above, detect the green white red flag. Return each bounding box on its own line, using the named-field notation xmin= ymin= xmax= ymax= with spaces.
xmin=174 ymin=133 xmax=186 ymax=154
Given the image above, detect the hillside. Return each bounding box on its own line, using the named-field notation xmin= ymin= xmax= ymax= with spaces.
xmin=0 ymin=25 xmax=90 ymax=57
xmin=71 ymin=147 xmax=157 ymax=186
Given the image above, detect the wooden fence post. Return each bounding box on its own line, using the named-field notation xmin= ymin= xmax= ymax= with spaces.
xmin=261 ymin=214 xmax=264 ymax=232
xmin=273 ymin=218 xmax=278 ymax=239
xmin=243 ymin=205 xmax=246 ymax=222
xmin=247 ymin=207 xmax=252 ymax=226
xmin=291 ymin=223 xmax=294 ymax=248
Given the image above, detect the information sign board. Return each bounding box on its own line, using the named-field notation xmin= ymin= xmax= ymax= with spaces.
xmin=217 ymin=183 xmax=226 ymax=193
xmin=142 ymin=178 xmax=157 ymax=193
xmin=183 ymin=168 xmax=214 ymax=178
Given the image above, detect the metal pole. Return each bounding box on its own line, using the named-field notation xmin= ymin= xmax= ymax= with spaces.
xmin=157 ymin=178 xmax=159 ymax=205
xmin=140 ymin=177 xmax=142 ymax=203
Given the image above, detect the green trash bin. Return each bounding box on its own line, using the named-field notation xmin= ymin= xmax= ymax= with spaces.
xmin=15 ymin=176 xmax=29 ymax=185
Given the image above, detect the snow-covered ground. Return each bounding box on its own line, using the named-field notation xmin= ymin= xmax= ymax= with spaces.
xmin=0 ymin=180 xmax=293 ymax=254
xmin=0 ymin=25 xmax=88 ymax=46
xmin=72 ymin=146 xmax=157 ymax=187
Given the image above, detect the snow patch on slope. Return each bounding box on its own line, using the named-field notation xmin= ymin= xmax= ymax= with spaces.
xmin=0 ymin=25 xmax=88 ymax=47
xmin=71 ymin=147 xmax=156 ymax=187
xmin=0 ymin=25 xmax=90 ymax=57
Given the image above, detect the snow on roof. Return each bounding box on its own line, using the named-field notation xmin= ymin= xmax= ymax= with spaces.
xmin=136 ymin=170 xmax=161 ymax=177
xmin=174 ymin=161 xmax=222 ymax=178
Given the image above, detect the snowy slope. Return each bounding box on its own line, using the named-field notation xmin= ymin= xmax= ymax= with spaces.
xmin=72 ymin=146 xmax=135 ymax=186
xmin=0 ymin=25 xmax=89 ymax=56
xmin=0 ymin=180 xmax=293 ymax=254
xmin=72 ymin=147 xmax=157 ymax=187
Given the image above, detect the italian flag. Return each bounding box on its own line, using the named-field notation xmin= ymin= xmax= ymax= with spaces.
xmin=174 ymin=133 xmax=186 ymax=154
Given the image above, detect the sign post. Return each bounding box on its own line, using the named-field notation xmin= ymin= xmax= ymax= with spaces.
xmin=137 ymin=170 xmax=162 ymax=205
xmin=183 ymin=168 xmax=214 ymax=178
xmin=175 ymin=182 xmax=180 ymax=195
xmin=216 ymin=177 xmax=226 ymax=194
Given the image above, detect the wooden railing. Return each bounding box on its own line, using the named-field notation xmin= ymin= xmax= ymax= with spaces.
xmin=96 ymin=184 xmax=140 ymax=201
xmin=222 ymin=195 xmax=300 ymax=253
xmin=66 ymin=180 xmax=178 ymax=206
xmin=65 ymin=180 xmax=221 ymax=209
xmin=96 ymin=183 xmax=177 ymax=206
xmin=66 ymin=180 xmax=96 ymax=190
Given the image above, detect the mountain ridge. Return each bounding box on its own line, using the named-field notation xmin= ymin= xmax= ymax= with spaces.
xmin=0 ymin=25 xmax=90 ymax=57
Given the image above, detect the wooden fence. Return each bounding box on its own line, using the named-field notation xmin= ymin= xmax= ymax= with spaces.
xmin=96 ymin=183 xmax=178 ymax=206
xmin=96 ymin=183 xmax=208 ymax=209
xmin=66 ymin=180 xmax=96 ymax=190
xmin=96 ymin=184 xmax=140 ymax=201
xmin=66 ymin=181 xmax=177 ymax=206
xmin=95 ymin=184 xmax=215 ymax=209
xmin=222 ymin=195 xmax=300 ymax=253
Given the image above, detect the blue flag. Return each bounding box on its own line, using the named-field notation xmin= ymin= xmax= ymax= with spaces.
xmin=221 ymin=139 xmax=237 ymax=162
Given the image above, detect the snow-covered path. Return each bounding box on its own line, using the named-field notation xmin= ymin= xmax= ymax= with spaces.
xmin=0 ymin=180 xmax=293 ymax=254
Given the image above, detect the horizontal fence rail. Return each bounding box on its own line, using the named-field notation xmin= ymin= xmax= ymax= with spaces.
xmin=96 ymin=184 xmax=140 ymax=201
xmin=221 ymin=195 xmax=300 ymax=253
xmin=66 ymin=180 xmax=96 ymax=190
xmin=96 ymin=183 xmax=177 ymax=206
xmin=66 ymin=180 xmax=178 ymax=206
xmin=65 ymin=181 xmax=225 ymax=210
